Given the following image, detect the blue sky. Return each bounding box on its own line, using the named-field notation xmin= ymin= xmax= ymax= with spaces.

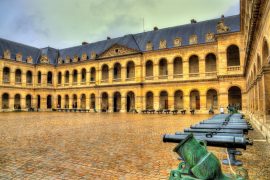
xmin=0 ymin=0 xmax=239 ymax=49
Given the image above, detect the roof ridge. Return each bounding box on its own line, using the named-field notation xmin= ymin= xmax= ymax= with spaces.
xmin=0 ymin=37 xmax=40 ymax=50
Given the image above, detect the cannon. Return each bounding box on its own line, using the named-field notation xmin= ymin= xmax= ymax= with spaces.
xmin=167 ymin=134 xmax=248 ymax=180
xmin=190 ymin=124 xmax=253 ymax=133
xmin=175 ymin=132 xmax=245 ymax=137
xmin=183 ymin=128 xmax=244 ymax=134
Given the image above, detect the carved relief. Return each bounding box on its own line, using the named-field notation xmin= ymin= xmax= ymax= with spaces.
xmin=189 ymin=35 xmax=198 ymax=45
xmin=91 ymin=52 xmax=97 ymax=59
xmin=73 ymin=55 xmax=79 ymax=62
xmin=16 ymin=52 xmax=22 ymax=62
xmin=216 ymin=19 xmax=230 ymax=33
xmin=159 ymin=39 xmax=167 ymax=49
xmin=26 ymin=56 xmax=33 ymax=64
xmin=40 ymin=55 xmax=49 ymax=64
xmin=81 ymin=53 xmax=87 ymax=61
xmin=174 ymin=38 xmax=182 ymax=47
xmin=146 ymin=41 xmax=153 ymax=51
xmin=58 ymin=57 xmax=63 ymax=64
xmin=99 ymin=44 xmax=138 ymax=58
xmin=3 ymin=50 xmax=11 ymax=59
xmin=65 ymin=56 xmax=71 ymax=63
xmin=205 ymin=32 xmax=215 ymax=42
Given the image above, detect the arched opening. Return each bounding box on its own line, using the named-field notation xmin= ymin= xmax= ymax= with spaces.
xmin=126 ymin=61 xmax=135 ymax=80
xmin=72 ymin=94 xmax=77 ymax=108
xmin=81 ymin=94 xmax=86 ymax=109
xmin=26 ymin=95 xmax=32 ymax=109
xmin=57 ymin=72 xmax=62 ymax=85
xmin=90 ymin=94 xmax=96 ymax=109
xmin=81 ymin=69 xmax=86 ymax=83
xmin=206 ymin=89 xmax=218 ymax=109
xmin=2 ymin=93 xmax=9 ymax=109
xmin=15 ymin=69 xmax=22 ymax=84
xmin=146 ymin=91 xmax=154 ymax=109
xmin=159 ymin=58 xmax=168 ymax=79
xmin=145 ymin=60 xmax=153 ymax=79
xmin=47 ymin=95 xmax=52 ymax=109
xmin=113 ymin=92 xmax=121 ymax=112
xmin=37 ymin=71 xmax=42 ymax=84
xmin=205 ymin=53 xmax=217 ymax=75
xmin=173 ymin=57 xmax=183 ymax=78
xmin=159 ymin=91 xmax=168 ymax=109
xmin=113 ymin=63 xmax=121 ymax=81
xmin=101 ymin=92 xmax=109 ymax=112
xmin=65 ymin=71 xmax=69 ymax=84
xmin=90 ymin=67 xmax=96 ymax=82
xmin=57 ymin=95 xmax=61 ymax=108
xmin=190 ymin=90 xmax=200 ymax=110
xmin=262 ymin=39 xmax=269 ymax=65
xmin=3 ymin=67 xmax=10 ymax=83
xmin=102 ymin=65 xmax=109 ymax=82
xmin=257 ymin=55 xmax=261 ymax=72
xmin=47 ymin=71 xmax=53 ymax=85
xmin=189 ymin=55 xmax=199 ymax=77
xmin=228 ymin=86 xmax=242 ymax=110
xmin=37 ymin=95 xmax=41 ymax=109
xmin=174 ymin=90 xmax=183 ymax=109
xmin=65 ymin=95 xmax=69 ymax=108
xmin=227 ymin=45 xmax=240 ymax=66
xmin=73 ymin=70 xmax=78 ymax=84
xmin=14 ymin=94 xmax=21 ymax=109
xmin=26 ymin=71 xmax=32 ymax=84
xmin=126 ymin=91 xmax=135 ymax=112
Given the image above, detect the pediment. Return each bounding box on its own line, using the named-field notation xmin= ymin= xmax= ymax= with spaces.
xmin=99 ymin=44 xmax=139 ymax=58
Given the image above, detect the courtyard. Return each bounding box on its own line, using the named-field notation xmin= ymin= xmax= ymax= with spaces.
xmin=0 ymin=112 xmax=269 ymax=180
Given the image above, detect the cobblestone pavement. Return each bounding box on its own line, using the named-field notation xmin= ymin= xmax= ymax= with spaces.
xmin=0 ymin=112 xmax=269 ymax=180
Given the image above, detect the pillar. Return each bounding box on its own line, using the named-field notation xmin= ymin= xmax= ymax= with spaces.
xmin=183 ymin=61 xmax=189 ymax=79
xmin=183 ymin=94 xmax=190 ymax=110
xmin=199 ymin=58 xmax=205 ymax=78
xmin=168 ymin=62 xmax=173 ymax=80
xmin=121 ymin=96 xmax=126 ymax=112
xmin=153 ymin=63 xmax=158 ymax=80
xmin=200 ymin=94 xmax=206 ymax=112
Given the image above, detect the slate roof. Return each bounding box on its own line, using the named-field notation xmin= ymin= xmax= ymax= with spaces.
xmin=0 ymin=15 xmax=240 ymax=66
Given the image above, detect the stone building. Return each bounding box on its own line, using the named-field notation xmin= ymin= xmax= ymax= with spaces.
xmin=0 ymin=1 xmax=269 ymax=136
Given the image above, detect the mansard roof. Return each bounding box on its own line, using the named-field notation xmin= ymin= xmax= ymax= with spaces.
xmin=0 ymin=15 xmax=240 ymax=65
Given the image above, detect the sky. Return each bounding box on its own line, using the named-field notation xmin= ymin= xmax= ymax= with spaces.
xmin=0 ymin=0 xmax=240 ymax=49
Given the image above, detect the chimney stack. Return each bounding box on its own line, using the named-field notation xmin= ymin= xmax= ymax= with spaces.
xmin=82 ymin=41 xmax=88 ymax=45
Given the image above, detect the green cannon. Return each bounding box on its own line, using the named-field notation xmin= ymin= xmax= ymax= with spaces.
xmin=168 ymin=134 xmax=247 ymax=180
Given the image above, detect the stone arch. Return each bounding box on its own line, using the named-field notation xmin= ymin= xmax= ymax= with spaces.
xmin=37 ymin=71 xmax=42 ymax=84
xmin=113 ymin=62 xmax=121 ymax=80
xmin=57 ymin=72 xmax=62 ymax=85
xmin=3 ymin=67 xmax=10 ymax=83
xmin=26 ymin=94 xmax=32 ymax=109
xmin=126 ymin=91 xmax=135 ymax=112
xmin=15 ymin=69 xmax=22 ymax=83
xmin=190 ymin=89 xmax=200 ymax=110
xmin=159 ymin=58 xmax=168 ymax=78
xmin=81 ymin=68 xmax=86 ymax=83
xmin=14 ymin=94 xmax=21 ymax=109
xmin=80 ymin=94 xmax=86 ymax=109
xmin=72 ymin=94 xmax=78 ymax=108
xmin=65 ymin=95 xmax=69 ymax=108
xmin=126 ymin=61 xmax=135 ymax=79
xmin=113 ymin=91 xmax=121 ymax=112
xmin=205 ymin=53 xmax=217 ymax=73
xmin=37 ymin=95 xmax=41 ymax=109
xmin=2 ymin=93 xmax=9 ymax=109
xmin=206 ymin=89 xmax=218 ymax=109
xmin=159 ymin=91 xmax=168 ymax=109
xmin=146 ymin=91 xmax=154 ymax=110
xmin=174 ymin=90 xmax=183 ymax=109
xmin=57 ymin=95 xmax=61 ymax=108
xmin=189 ymin=55 xmax=199 ymax=77
xmin=65 ymin=71 xmax=70 ymax=84
xmin=257 ymin=54 xmax=262 ymax=71
xmin=72 ymin=69 xmax=78 ymax=84
xmin=90 ymin=67 xmax=96 ymax=82
xmin=173 ymin=57 xmax=183 ymax=78
xmin=26 ymin=70 xmax=33 ymax=84
xmin=227 ymin=45 xmax=240 ymax=66
xmin=145 ymin=60 xmax=153 ymax=79
xmin=101 ymin=92 xmax=109 ymax=112
xmin=90 ymin=93 xmax=96 ymax=109
xmin=101 ymin=64 xmax=109 ymax=81
xmin=228 ymin=86 xmax=242 ymax=110
xmin=47 ymin=71 xmax=53 ymax=84
xmin=262 ymin=38 xmax=269 ymax=65
xmin=47 ymin=95 xmax=52 ymax=109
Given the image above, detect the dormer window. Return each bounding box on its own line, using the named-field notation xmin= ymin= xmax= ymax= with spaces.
xmin=73 ymin=55 xmax=79 ymax=62
xmin=174 ymin=38 xmax=182 ymax=47
xmin=146 ymin=41 xmax=153 ymax=51
xmin=40 ymin=55 xmax=49 ymax=64
xmin=205 ymin=32 xmax=215 ymax=42
xmin=81 ymin=53 xmax=87 ymax=61
xmin=91 ymin=51 xmax=97 ymax=59
xmin=58 ymin=57 xmax=63 ymax=64
xmin=159 ymin=39 xmax=167 ymax=49
xmin=189 ymin=35 xmax=198 ymax=45
xmin=3 ymin=50 xmax=11 ymax=59
xmin=65 ymin=56 xmax=71 ymax=63
xmin=26 ymin=56 xmax=33 ymax=64
xmin=16 ymin=52 xmax=22 ymax=61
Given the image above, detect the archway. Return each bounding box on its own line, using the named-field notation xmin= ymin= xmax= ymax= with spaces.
xmin=145 ymin=60 xmax=153 ymax=79
xmin=126 ymin=61 xmax=135 ymax=79
xmin=3 ymin=67 xmax=10 ymax=83
xmin=73 ymin=70 xmax=78 ymax=84
xmin=72 ymin=94 xmax=77 ymax=108
xmin=26 ymin=71 xmax=33 ymax=84
xmin=65 ymin=95 xmax=69 ymax=108
xmin=205 ymin=53 xmax=216 ymax=74
xmin=228 ymin=86 xmax=242 ymax=110
xmin=159 ymin=58 xmax=168 ymax=78
xmin=102 ymin=65 xmax=109 ymax=81
xmin=65 ymin=71 xmax=69 ymax=84
xmin=81 ymin=69 xmax=86 ymax=83
xmin=90 ymin=94 xmax=95 ymax=109
xmin=58 ymin=72 xmax=62 ymax=85
xmin=81 ymin=94 xmax=86 ymax=109
xmin=90 ymin=67 xmax=96 ymax=82
xmin=2 ymin=93 xmax=9 ymax=109
xmin=227 ymin=45 xmax=240 ymax=66
xmin=113 ymin=63 xmax=121 ymax=80
xmin=173 ymin=57 xmax=183 ymax=78
xmin=47 ymin=95 xmax=52 ymax=109
xmin=113 ymin=92 xmax=121 ymax=112
xmin=190 ymin=90 xmax=200 ymax=110
xmin=15 ymin=69 xmax=22 ymax=83
xmin=57 ymin=95 xmax=61 ymax=108
xmin=37 ymin=95 xmax=41 ymax=109
xmin=37 ymin=71 xmax=42 ymax=84
xmin=26 ymin=95 xmax=32 ymax=109
xmin=159 ymin=91 xmax=168 ymax=109
xmin=47 ymin=71 xmax=53 ymax=84
xmin=206 ymin=89 xmax=218 ymax=109
xmin=101 ymin=92 xmax=109 ymax=112
xmin=174 ymin=90 xmax=183 ymax=109
xmin=126 ymin=91 xmax=135 ymax=112
xmin=189 ymin=55 xmax=199 ymax=77
xmin=14 ymin=94 xmax=21 ymax=109
xmin=262 ymin=39 xmax=269 ymax=65
xmin=146 ymin=91 xmax=154 ymax=109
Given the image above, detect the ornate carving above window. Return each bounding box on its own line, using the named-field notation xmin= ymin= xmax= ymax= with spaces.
xmin=65 ymin=56 xmax=71 ymax=63
xmin=174 ymin=38 xmax=182 ymax=47
xmin=205 ymin=32 xmax=215 ymax=42
xmin=73 ymin=55 xmax=79 ymax=62
xmin=189 ymin=35 xmax=198 ymax=45
xmin=58 ymin=57 xmax=63 ymax=64
xmin=40 ymin=55 xmax=49 ymax=64
xmin=81 ymin=53 xmax=87 ymax=61
xmin=216 ymin=18 xmax=230 ymax=33
xmin=16 ymin=52 xmax=22 ymax=61
xmin=3 ymin=50 xmax=11 ymax=59
xmin=146 ymin=41 xmax=153 ymax=51
xmin=159 ymin=39 xmax=167 ymax=49
xmin=91 ymin=51 xmax=97 ymax=59
xmin=26 ymin=56 xmax=33 ymax=64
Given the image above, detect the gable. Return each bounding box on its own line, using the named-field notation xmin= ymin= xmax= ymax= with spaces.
xmin=99 ymin=44 xmax=139 ymax=58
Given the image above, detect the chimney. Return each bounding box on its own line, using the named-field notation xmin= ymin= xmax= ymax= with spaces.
xmin=191 ymin=19 xmax=197 ymax=24
xmin=107 ymin=36 xmax=111 ymax=40
xmin=153 ymin=26 xmax=158 ymax=31
xmin=82 ymin=41 xmax=88 ymax=45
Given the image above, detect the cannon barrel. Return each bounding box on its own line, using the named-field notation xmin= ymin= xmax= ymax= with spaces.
xmin=175 ymin=132 xmax=245 ymax=137
xmin=163 ymin=134 xmax=253 ymax=149
xmin=190 ymin=124 xmax=253 ymax=133
xmin=184 ymin=128 xmax=244 ymax=134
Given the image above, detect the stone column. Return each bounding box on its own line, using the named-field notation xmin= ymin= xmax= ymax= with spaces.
xmin=167 ymin=62 xmax=173 ymax=80
xmin=21 ymin=71 xmax=26 ymax=87
xmin=10 ymin=97 xmax=14 ymax=110
xmin=77 ymin=98 xmax=81 ymax=109
xmin=0 ymin=95 xmax=2 ymax=110
xmin=183 ymin=94 xmax=190 ymax=110
xmin=10 ymin=69 xmax=15 ymax=86
xmin=154 ymin=94 xmax=159 ymax=110
xmin=109 ymin=67 xmax=113 ymax=84
xmin=61 ymin=74 xmax=65 ymax=87
xmin=108 ymin=95 xmax=113 ymax=112
xmin=183 ymin=61 xmax=189 ymax=79
xmin=86 ymin=97 xmax=90 ymax=109
xmin=153 ymin=63 xmax=158 ymax=80
xmin=121 ymin=96 xmax=126 ymax=112
xmin=136 ymin=95 xmax=143 ymax=112
xmin=96 ymin=95 xmax=101 ymax=112
xmin=21 ymin=96 xmax=26 ymax=109
xmin=199 ymin=58 xmax=205 ymax=78
xmin=168 ymin=94 xmax=174 ymax=110
xmin=121 ymin=66 xmax=126 ymax=82
xmin=86 ymin=72 xmax=90 ymax=86
xmin=41 ymin=96 xmax=47 ymax=110
xmin=200 ymin=94 xmax=207 ymax=112
xmin=78 ymin=72 xmax=82 ymax=86
xmin=0 ymin=68 xmax=3 ymax=84
xmin=42 ymin=72 xmax=47 ymax=87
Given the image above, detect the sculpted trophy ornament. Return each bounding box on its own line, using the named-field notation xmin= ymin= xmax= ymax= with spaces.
xmin=174 ymin=38 xmax=182 ymax=47
xmin=40 ymin=55 xmax=49 ymax=64
xmin=65 ymin=56 xmax=71 ymax=63
xmin=16 ymin=52 xmax=22 ymax=62
xmin=26 ymin=56 xmax=33 ymax=64
xmin=216 ymin=15 xmax=230 ymax=33
xmin=146 ymin=41 xmax=153 ymax=51
xmin=205 ymin=32 xmax=215 ymax=42
xmin=159 ymin=39 xmax=167 ymax=49
xmin=189 ymin=35 xmax=198 ymax=45
xmin=3 ymin=49 xmax=11 ymax=59
xmin=81 ymin=53 xmax=87 ymax=61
